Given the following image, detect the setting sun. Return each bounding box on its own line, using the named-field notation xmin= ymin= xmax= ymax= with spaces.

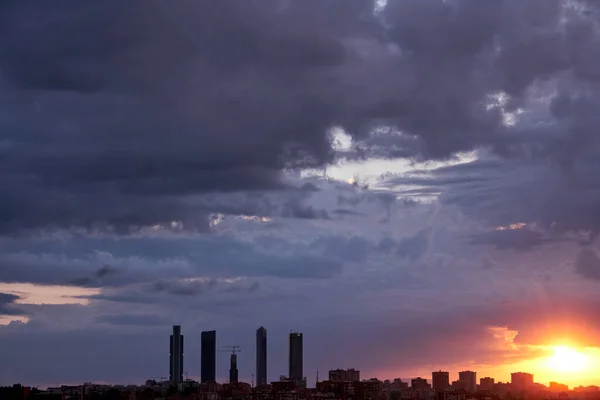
xmin=546 ymin=346 xmax=588 ymax=373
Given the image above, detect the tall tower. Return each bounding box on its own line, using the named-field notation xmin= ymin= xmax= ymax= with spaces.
xmin=230 ymin=352 xmax=239 ymax=384
xmin=201 ymin=330 xmax=216 ymax=383
xmin=256 ymin=327 xmax=267 ymax=387
xmin=288 ymin=332 xmax=303 ymax=382
xmin=169 ymin=325 xmax=184 ymax=384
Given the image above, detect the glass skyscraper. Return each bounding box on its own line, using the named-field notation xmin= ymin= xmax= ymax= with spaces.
xmin=201 ymin=330 xmax=216 ymax=383
xmin=288 ymin=332 xmax=303 ymax=382
xmin=256 ymin=327 xmax=267 ymax=386
xmin=169 ymin=325 xmax=184 ymax=384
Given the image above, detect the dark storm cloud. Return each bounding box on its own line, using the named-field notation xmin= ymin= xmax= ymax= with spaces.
xmin=383 ymin=148 xmax=600 ymax=241
xmin=0 ymin=0 xmax=359 ymax=232
xmin=395 ymin=228 xmax=430 ymax=261
xmin=0 ymin=234 xmax=345 ymax=287
xmin=0 ymin=293 xmax=26 ymax=316
xmin=1 ymin=0 xmax=600 ymax=232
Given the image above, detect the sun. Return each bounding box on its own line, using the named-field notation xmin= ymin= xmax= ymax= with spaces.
xmin=546 ymin=346 xmax=588 ymax=373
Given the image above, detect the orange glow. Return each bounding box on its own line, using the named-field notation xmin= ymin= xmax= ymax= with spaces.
xmin=378 ymin=327 xmax=600 ymax=387
xmin=546 ymin=346 xmax=588 ymax=373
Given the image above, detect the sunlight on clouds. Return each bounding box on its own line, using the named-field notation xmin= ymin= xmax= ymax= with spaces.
xmin=486 ymin=91 xmax=524 ymax=127
xmin=373 ymin=0 xmax=387 ymax=15
xmin=0 ymin=315 xmax=29 ymax=326
xmin=329 ymin=126 xmax=353 ymax=152
xmin=520 ymin=346 xmax=600 ymax=386
xmin=0 ymin=283 xmax=101 ymax=305
xmin=314 ymin=150 xmax=479 ymax=188
xmin=240 ymin=215 xmax=272 ymax=223
xmin=209 ymin=213 xmax=225 ymax=228
xmin=494 ymin=222 xmax=527 ymax=231
xmin=487 ymin=326 xmax=519 ymax=350
xmin=209 ymin=213 xmax=271 ymax=229
xmin=483 ymin=326 xmax=600 ymax=386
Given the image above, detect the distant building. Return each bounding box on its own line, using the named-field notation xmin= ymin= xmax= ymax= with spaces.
xmin=452 ymin=381 xmax=467 ymax=391
xmin=479 ymin=377 xmax=495 ymax=392
xmin=458 ymin=371 xmax=476 ymax=393
xmin=511 ymin=372 xmax=533 ymax=392
xmin=329 ymin=369 xmax=361 ymax=382
xmin=412 ymin=377 xmax=431 ymax=390
xmin=201 ymin=330 xmax=217 ymax=383
xmin=391 ymin=378 xmax=408 ymax=389
xmin=437 ymin=390 xmax=467 ymax=400
xmin=289 ymin=332 xmax=303 ymax=382
xmin=550 ymin=382 xmax=569 ymax=392
xmin=170 ymin=325 xmax=184 ymax=384
xmin=256 ymin=327 xmax=267 ymax=387
xmin=432 ymin=371 xmax=450 ymax=393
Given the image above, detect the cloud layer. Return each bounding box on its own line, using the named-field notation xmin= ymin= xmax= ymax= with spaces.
xmin=2 ymin=0 xmax=600 ymax=388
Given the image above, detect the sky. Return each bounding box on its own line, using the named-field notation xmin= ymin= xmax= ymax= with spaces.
xmin=1 ymin=0 xmax=600 ymax=390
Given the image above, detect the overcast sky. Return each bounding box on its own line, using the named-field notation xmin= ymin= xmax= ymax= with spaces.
xmin=2 ymin=0 xmax=600 ymax=389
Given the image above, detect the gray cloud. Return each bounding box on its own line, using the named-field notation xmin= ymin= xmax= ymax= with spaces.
xmin=95 ymin=314 xmax=170 ymax=326
xmin=470 ymin=228 xmax=549 ymax=251
xmin=1 ymin=1 xmax=599 ymax=232
xmin=0 ymin=233 xmax=346 ymax=288
xmin=574 ymin=247 xmax=600 ymax=280
xmin=0 ymin=293 xmax=26 ymax=316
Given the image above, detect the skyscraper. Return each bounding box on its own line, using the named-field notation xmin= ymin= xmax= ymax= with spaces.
xmin=459 ymin=370 xmax=477 ymax=393
xmin=288 ymin=332 xmax=303 ymax=382
xmin=229 ymin=352 xmax=239 ymax=384
xmin=169 ymin=325 xmax=184 ymax=384
xmin=256 ymin=327 xmax=267 ymax=387
xmin=201 ymin=330 xmax=216 ymax=383
xmin=432 ymin=371 xmax=450 ymax=393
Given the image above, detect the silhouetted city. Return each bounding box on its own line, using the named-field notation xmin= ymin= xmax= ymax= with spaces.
xmin=1 ymin=325 xmax=599 ymax=400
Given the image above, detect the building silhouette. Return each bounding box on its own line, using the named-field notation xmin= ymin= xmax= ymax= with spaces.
xmin=411 ymin=377 xmax=431 ymax=390
xmin=458 ymin=371 xmax=476 ymax=393
xmin=511 ymin=372 xmax=533 ymax=392
xmin=329 ymin=369 xmax=360 ymax=382
xmin=480 ymin=377 xmax=495 ymax=392
xmin=169 ymin=325 xmax=184 ymax=384
xmin=229 ymin=352 xmax=239 ymax=384
xmin=288 ymin=332 xmax=303 ymax=382
xmin=432 ymin=371 xmax=450 ymax=393
xmin=256 ymin=327 xmax=267 ymax=387
xmin=201 ymin=330 xmax=216 ymax=383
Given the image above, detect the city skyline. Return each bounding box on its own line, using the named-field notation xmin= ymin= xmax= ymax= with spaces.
xmin=2 ymin=0 xmax=600 ymax=391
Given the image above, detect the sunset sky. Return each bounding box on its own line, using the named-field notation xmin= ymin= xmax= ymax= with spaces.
xmin=2 ymin=0 xmax=600 ymax=389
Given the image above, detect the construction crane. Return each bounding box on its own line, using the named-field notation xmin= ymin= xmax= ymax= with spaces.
xmin=220 ymin=345 xmax=241 ymax=384
xmin=220 ymin=345 xmax=241 ymax=354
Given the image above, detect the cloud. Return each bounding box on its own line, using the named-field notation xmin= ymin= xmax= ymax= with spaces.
xmin=574 ymin=248 xmax=600 ymax=280
xmin=1 ymin=1 xmax=600 ymax=233
xmin=95 ymin=314 xmax=169 ymax=326
xmin=0 ymin=292 xmax=27 ymax=316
